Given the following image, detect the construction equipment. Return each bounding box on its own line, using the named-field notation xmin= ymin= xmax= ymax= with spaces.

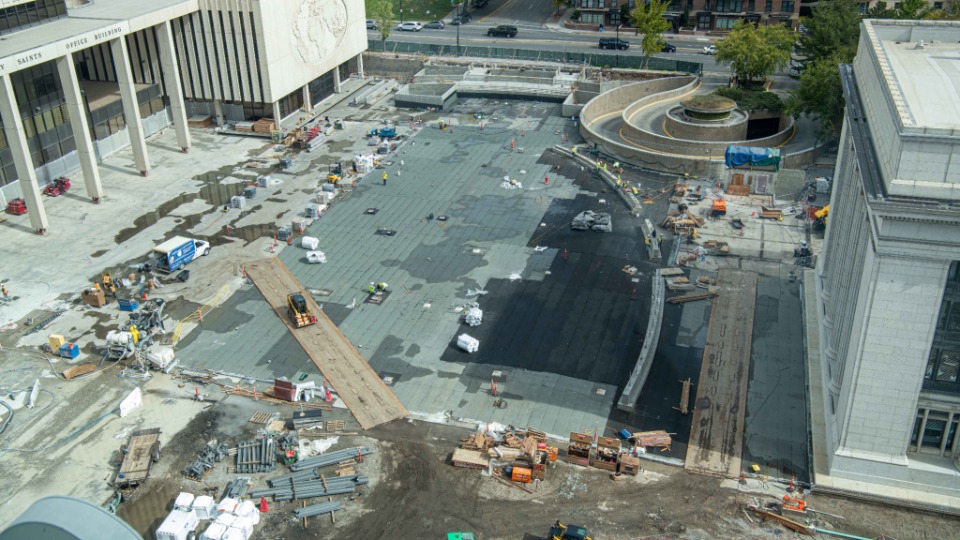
xmin=711 ymin=198 xmax=727 ymax=217
xmin=6 ymin=198 xmax=27 ymax=215
xmin=327 ymin=162 xmax=342 ymax=183
xmin=813 ymin=205 xmax=830 ymax=231
xmin=369 ymin=126 xmax=396 ymax=138
xmin=549 ymin=520 xmax=592 ymax=540
xmin=287 ymin=293 xmax=318 ymax=328
xmin=43 ymin=176 xmax=71 ymax=197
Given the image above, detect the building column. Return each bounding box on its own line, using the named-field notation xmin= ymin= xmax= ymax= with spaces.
xmin=156 ymin=20 xmax=191 ymax=153
xmin=333 ymin=66 xmax=341 ymax=93
xmin=357 ymin=53 xmax=364 ymax=79
xmin=302 ymin=84 xmax=312 ymax=112
xmin=0 ymin=75 xmax=48 ymax=233
xmin=213 ymin=100 xmax=224 ymax=126
xmin=110 ymin=37 xmax=150 ymax=176
xmin=272 ymin=101 xmax=282 ymax=129
xmin=56 ymin=54 xmax=103 ymax=204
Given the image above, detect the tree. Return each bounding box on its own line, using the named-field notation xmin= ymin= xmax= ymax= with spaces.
xmin=797 ymin=0 xmax=861 ymax=64
xmin=895 ymin=0 xmax=935 ymax=19
xmin=552 ymin=0 xmax=571 ymax=16
xmin=629 ymin=0 xmax=672 ymax=68
xmin=368 ymin=0 xmax=394 ymax=43
xmin=865 ymin=1 xmax=896 ymax=18
xmin=714 ymin=21 xmax=794 ymax=85
xmin=785 ymin=52 xmax=847 ymax=139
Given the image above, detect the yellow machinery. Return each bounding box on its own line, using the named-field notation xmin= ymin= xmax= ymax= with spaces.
xmin=327 ymin=162 xmax=342 ymax=184
xmin=549 ymin=521 xmax=592 ymax=540
xmin=287 ymin=293 xmax=317 ymax=328
xmin=813 ymin=205 xmax=829 ymax=231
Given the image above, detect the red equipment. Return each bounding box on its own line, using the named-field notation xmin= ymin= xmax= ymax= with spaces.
xmin=6 ymin=198 xmax=27 ymax=215
xmin=43 ymin=177 xmax=71 ymax=197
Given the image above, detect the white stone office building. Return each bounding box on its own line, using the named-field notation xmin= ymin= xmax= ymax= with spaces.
xmin=815 ymin=19 xmax=960 ymax=498
xmin=0 ymin=0 xmax=365 ymax=233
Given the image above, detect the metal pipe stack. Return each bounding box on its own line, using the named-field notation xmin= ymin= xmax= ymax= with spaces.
xmin=288 ymin=447 xmax=373 ymax=472
xmin=249 ymin=474 xmax=369 ymax=501
xmin=235 ymin=437 xmax=277 ymax=474
xmin=293 ymin=501 xmax=342 ymax=519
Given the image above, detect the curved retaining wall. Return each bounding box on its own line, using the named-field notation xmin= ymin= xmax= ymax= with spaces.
xmin=664 ymin=107 xmax=748 ymax=142
xmin=580 ymin=76 xmax=800 ymax=174
xmin=617 ymin=268 xmax=665 ymax=412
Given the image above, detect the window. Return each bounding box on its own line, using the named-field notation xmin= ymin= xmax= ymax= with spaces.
xmin=580 ymin=12 xmax=604 ymax=23
xmin=935 ymin=1 xmax=944 ymax=8
xmin=697 ymin=12 xmax=712 ymax=28
xmin=765 ymin=0 xmax=772 ymax=11
xmin=747 ymin=0 xmax=755 ymax=10
xmin=579 ymin=0 xmax=606 ymax=8
xmin=715 ymin=17 xmax=739 ymax=28
xmin=716 ymin=0 xmax=740 ymax=12
xmin=927 ymin=262 xmax=960 ymax=395
xmin=910 ymin=409 xmax=960 ymax=456
xmin=781 ymin=0 xmax=794 ymax=11
xmin=704 ymin=0 xmax=712 ymax=9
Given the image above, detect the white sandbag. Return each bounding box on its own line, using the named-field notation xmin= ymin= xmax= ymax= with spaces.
xmin=301 ymin=236 xmax=319 ymax=250
xmin=457 ymin=334 xmax=479 ymax=353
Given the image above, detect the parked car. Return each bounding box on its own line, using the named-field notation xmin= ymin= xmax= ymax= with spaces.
xmin=703 ymin=45 xmax=717 ymax=54
xmin=789 ymin=64 xmax=806 ymax=77
xmin=397 ymin=21 xmax=423 ymax=31
xmin=599 ymin=38 xmax=630 ymax=50
xmin=452 ymin=12 xmax=472 ymax=25
xmin=487 ymin=25 xmax=518 ymax=37
xmin=661 ymin=43 xmax=677 ymax=53
xmin=424 ymin=20 xmax=445 ymax=29
xmin=474 ymin=0 xmax=489 ymax=7
xmin=366 ymin=19 xmax=377 ymax=30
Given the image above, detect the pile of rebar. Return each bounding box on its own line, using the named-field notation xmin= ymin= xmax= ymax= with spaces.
xmin=289 ymin=447 xmax=373 ymax=472
xmin=293 ymin=501 xmax=342 ymax=519
xmin=235 ymin=437 xmax=277 ymax=474
xmin=249 ymin=474 xmax=369 ymax=501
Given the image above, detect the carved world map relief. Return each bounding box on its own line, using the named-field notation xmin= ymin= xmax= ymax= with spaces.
xmin=293 ymin=0 xmax=348 ymax=65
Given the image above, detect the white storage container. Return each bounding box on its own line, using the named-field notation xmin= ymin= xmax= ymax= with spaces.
xmin=457 ymin=334 xmax=479 ymax=353
xmin=235 ymin=501 xmax=260 ymax=525
xmin=222 ymin=527 xmax=248 ymax=540
xmin=214 ymin=513 xmax=236 ymax=528
xmin=301 ymin=236 xmax=319 ymax=250
xmin=192 ymin=495 xmax=215 ymax=520
xmin=230 ymin=195 xmax=245 ymax=209
xmin=306 ymin=251 xmax=327 ymax=264
xmin=156 ymin=509 xmax=199 ymax=540
xmin=200 ymin=523 xmax=227 ymax=540
xmin=173 ymin=492 xmax=195 ymax=511
xmin=231 ymin=515 xmax=254 ymax=538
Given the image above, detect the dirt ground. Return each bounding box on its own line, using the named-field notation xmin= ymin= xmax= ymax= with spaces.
xmin=114 ymin=390 xmax=960 ymax=540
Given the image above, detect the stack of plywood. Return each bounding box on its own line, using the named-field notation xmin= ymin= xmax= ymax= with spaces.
xmin=253 ymin=118 xmax=276 ymax=133
xmin=631 ymin=430 xmax=673 ymax=449
xmin=187 ymin=115 xmax=213 ymax=128
xmin=452 ymin=448 xmax=489 ymax=470
xmin=234 ymin=121 xmax=255 ymax=133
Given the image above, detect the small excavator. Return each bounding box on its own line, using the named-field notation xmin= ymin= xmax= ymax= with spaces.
xmin=287 ymin=293 xmax=318 ymax=328
xmin=548 ymin=520 xmax=592 ymax=540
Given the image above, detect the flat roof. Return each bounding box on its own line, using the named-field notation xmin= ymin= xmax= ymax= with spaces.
xmin=0 ymin=0 xmax=196 ymax=74
xmin=864 ymin=20 xmax=960 ymax=133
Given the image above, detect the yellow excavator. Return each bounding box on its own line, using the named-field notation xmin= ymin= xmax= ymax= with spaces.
xmin=813 ymin=205 xmax=829 ymax=231
xmin=549 ymin=521 xmax=592 ymax=540
xmin=287 ymin=293 xmax=317 ymax=328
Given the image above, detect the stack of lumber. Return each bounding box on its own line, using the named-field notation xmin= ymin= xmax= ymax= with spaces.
xmin=460 ymin=431 xmax=495 ymax=451
xmin=234 ymin=121 xmax=255 ymax=133
xmin=452 ymin=448 xmax=489 ymax=469
xmin=667 ymin=290 xmax=719 ymax=304
xmin=759 ymin=206 xmax=782 ymax=219
xmin=187 ymin=115 xmax=213 ymax=128
xmin=253 ymin=118 xmax=276 ymax=133
xmin=666 ymin=276 xmax=695 ymax=292
xmin=632 ymin=430 xmax=673 ymax=448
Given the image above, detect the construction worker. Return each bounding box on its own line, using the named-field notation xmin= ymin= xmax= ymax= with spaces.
xmin=613 ymin=161 xmax=620 ymax=172
xmin=616 ymin=177 xmax=622 ymax=187
xmin=595 ymin=160 xmax=601 ymax=172
xmin=602 ymin=162 xmax=607 ymax=172
xmin=382 ymin=170 xmax=388 ymax=186
xmin=645 ymin=236 xmax=651 ymax=247
xmin=571 ymin=146 xmax=578 ymax=155
xmin=2 ymin=285 xmax=8 ymax=299
xmin=658 ymin=233 xmax=664 ymax=246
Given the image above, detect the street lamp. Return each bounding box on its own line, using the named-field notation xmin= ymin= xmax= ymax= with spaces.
xmin=608 ymin=8 xmax=622 ymax=67
xmin=400 ymin=0 xmax=403 ymax=23
xmin=453 ymin=1 xmax=462 ymax=56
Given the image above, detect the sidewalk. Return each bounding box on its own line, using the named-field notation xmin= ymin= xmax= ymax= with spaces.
xmin=542 ymin=8 xmax=716 ymax=43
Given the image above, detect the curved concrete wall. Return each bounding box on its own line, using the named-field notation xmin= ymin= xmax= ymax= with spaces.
xmin=664 ymin=107 xmax=748 ymax=142
xmin=580 ymin=76 xmax=801 ymax=174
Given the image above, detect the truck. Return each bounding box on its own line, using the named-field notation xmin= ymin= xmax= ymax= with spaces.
xmin=369 ymin=126 xmax=397 ymax=138
xmin=152 ymin=236 xmax=210 ymax=273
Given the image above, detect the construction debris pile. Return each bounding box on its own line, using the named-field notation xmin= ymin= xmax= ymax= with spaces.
xmin=570 ymin=210 xmax=612 ymax=232
xmin=451 ymin=426 xmax=557 ymax=493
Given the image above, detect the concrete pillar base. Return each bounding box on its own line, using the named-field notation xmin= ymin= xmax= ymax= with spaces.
xmin=92 ymin=197 xmax=101 ymax=204
xmin=36 ymin=228 xmax=47 ymax=235
xmin=141 ymin=171 xmax=148 ymax=177
xmin=182 ymin=147 xmax=189 ymax=154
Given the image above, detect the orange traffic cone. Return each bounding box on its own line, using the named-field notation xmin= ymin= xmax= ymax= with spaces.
xmin=740 ymin=469 xmax=746 ymax=485
xmin=259 ymin=497 xmax=269 ymax=513
xmin=787 ymin=475 xmax=796 ymax=493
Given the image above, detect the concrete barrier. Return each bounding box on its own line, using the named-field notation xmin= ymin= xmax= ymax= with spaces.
xmin=617 ymin=269 xmax=665 ymax=412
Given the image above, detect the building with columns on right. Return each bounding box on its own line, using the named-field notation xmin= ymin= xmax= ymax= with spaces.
xmin=813 ymin=19 xmax=960 ymax=500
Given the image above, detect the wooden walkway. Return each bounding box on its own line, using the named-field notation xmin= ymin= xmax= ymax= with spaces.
xmin=684 ymin=269 xmax=757 ymax=478
xmin=245 ymin=258 xmax=408 ymax=430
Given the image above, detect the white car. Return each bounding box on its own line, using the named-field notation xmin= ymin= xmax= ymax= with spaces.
xmin=703 ymin=45 xmax=717 ymax=55
xmin=397 ymin=21 xmax=422 ymax=32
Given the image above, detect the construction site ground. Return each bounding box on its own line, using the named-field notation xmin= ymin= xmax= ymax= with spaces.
xmin=0 ymin=71 xmax=956 ymax=539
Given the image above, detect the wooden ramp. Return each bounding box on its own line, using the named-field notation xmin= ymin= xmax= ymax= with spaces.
xmin=245 ymin=258 xmax=408 ymax=430
xmin=684 ymin=269 xmax=757 ymax=478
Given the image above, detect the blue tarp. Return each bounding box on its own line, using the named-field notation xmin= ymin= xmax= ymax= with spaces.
xmin=724 ymin=146 xmax=781 ymax=171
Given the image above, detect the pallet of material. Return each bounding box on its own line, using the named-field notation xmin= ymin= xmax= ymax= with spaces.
xmin=63 ymin=363 xmax=97 ymax=379
xmin=187 ymin=115 xmax=213 ymax=128
xmin=727 ymin=184 xmax=750 ymax=196
xmin=452 ymin=448 xmax=489 ymax=470
xmin=115 ymin=428 xmax=161 ymax=487
xmin=631 ymin=430 xmax=672 ymax=448
xmin=460 ymin=431 xmax=494 ymax=451
xmin=253 ymin=118 xmax=276 ymax=133
xmin=759 ymin=208 xmax=782 ymax=219
xmin=234 ymin=121 xmax=255 ymax=132
xmin=661 ymin=268 xmax=685 ymax=277
xmin=666 ymin=278 xmax=695 ymax=292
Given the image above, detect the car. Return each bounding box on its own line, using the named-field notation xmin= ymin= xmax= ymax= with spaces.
xmin=789 ymin=64 xmax=806 ymax=77
xmin=474 ymin=0 xmax=488 ymax=7
xmin=487 ymin=25 xmax=517 ymax=37
xmin=366 ymin=19 xmax=377 ymax=30
xmin=397 ymin=21 xmax=423 ymax=31
xmin=661 ymin=43 xmax=677 ymax=53
xmin=703 ymin=45 xmax=717 ymax=54
xmin=599 ymin=38 xmax=629 ymax=50
xmin=451 ymin=12 xmax=472 ymax=25
xmin=424 ymin=20 xmax=445 ymax=29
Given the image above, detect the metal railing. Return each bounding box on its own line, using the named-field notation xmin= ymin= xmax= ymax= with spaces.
xmin=367 ymin=40 xmax=702 ymax=74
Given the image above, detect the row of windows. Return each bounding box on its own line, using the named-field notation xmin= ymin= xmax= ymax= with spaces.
xmin=91 ymin=96 xmax=166 ymax=141
xmin=703 ymin=0 xmax=794 ymax=12
xmin=926 ymin=262 xmax=960 ymax=395
xmin=0 ymin=0 xmax=66 ymax=37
